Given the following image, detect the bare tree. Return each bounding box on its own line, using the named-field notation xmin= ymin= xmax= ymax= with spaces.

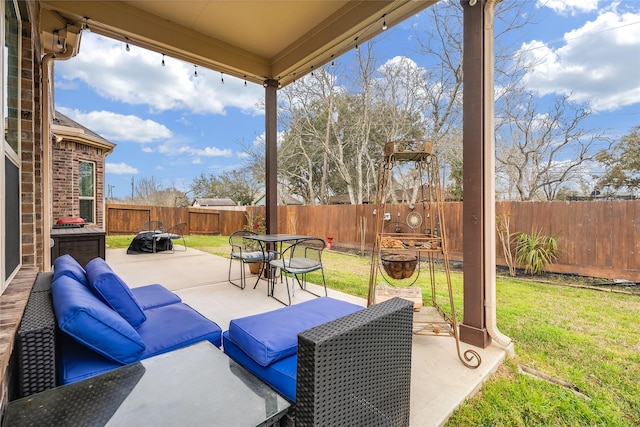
xmin=496 ymin=93 xmax=609 ymax=200
xmin=278 ymin=42 xmax=428 ymax=204
xmin=412 ymin=0 xmax=539 ymax=195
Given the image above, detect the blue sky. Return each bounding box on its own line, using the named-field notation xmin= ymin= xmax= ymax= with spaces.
xmin=54 ymin=0 xmax=640 ymax=200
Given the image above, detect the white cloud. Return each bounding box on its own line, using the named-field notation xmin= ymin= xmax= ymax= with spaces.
xmin=156 ymin=140 xmax=233 ymax=158
xmin=106 ymin=162 xmax=139 ymax=174
xmin=57 ymin=107 xmax=172 ymax=143
xmin=519 ymin=8 xmax=640 ymax=111
xmin=56 ymin=32 xmax=264 ymax=115
xmin=537 ymin=0 xmax=599 ymax=15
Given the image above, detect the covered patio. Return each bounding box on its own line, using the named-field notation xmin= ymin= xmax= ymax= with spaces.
xmin=106 ymin=246 xmax=506 ymax=426
xmin=0 ymin=0 xmax=512 ymax=424
xmin=37 ymin=0 xmax=507 ymax=351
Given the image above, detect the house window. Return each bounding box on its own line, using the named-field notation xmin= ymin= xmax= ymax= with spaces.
xmin=2 ymin=0 xmax=21 ymax=292
xmin=79 ymin=160 xmax=95 ymax=223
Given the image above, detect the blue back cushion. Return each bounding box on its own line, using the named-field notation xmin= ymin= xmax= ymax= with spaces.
xmin=227 ymin=297 xmax=363 ymax=367
xmin=51 ymin=275 xmax=145 ymax=364
xmin=53 ymin=254 xmax=88 ymax=287
xmin=85 ymin=258 xmax=147 ymax=327
xmin=131 ymin=284 xmax=181 ymax=310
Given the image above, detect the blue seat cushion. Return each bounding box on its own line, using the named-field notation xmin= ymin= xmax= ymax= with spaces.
xmin=51 ymin=275 xmax=146 ymax=364
xmin=233 ymin=250 xmax=271 ymax=262
xmin=85 ymin=258 xmax=147 ymax=327
xmin=227 ymin=297 xmax=363 ymax=367
xmin=223 ymin=331 xmax=297 ymax=402
xmin=53 ymin=254 xmax=88 ymax=287
xmin=131 ymin=284 xmax=181 ymax=309
xmin=136 ymin=303 xmax=222 ymax=357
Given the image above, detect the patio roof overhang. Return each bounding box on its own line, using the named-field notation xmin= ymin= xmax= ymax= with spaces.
xmin=39 ymin=0 xmax=438 ymax=88
xmin=35 ymin=0 xmax=507 ymax=351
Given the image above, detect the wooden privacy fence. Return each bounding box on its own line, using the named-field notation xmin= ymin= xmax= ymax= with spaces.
xmin=105 ymin=204 xmax=245 ymax=236
xmin=106 ymin=201 xmax=639 ymax=281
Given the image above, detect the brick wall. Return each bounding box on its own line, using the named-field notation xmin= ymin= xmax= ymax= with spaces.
xmin=51 ymin=141 xmax=106 ymax=228
xmin=19 ymin=19 xmax=40 ymax=268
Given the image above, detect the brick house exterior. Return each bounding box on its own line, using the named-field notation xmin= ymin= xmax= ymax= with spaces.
xmin=51 ymin=111 xmax=115 ymax=228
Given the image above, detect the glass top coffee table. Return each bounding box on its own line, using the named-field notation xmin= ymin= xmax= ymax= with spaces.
xmin=3 ymin=341 xmax=290 ymax=426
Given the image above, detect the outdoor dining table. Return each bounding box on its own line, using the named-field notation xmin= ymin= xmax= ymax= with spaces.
xmin=244 ymin=234 xmax=314 ymax=302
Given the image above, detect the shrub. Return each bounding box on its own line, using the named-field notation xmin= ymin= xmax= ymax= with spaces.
xmin=514 ymin=229 xmax=559 ymax=275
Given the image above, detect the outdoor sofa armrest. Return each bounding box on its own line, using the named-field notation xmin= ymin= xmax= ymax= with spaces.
xmin=293 ymin=297 xmax=414 ymax=426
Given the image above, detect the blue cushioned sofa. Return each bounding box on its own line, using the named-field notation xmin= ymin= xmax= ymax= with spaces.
xmin=48 ymin=255 xmax=222 ymax=386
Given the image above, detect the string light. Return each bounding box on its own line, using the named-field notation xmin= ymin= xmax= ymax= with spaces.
xmin=161 ymin=54 xmax=165 ymax=66
xmin=310 ymin=66 xmax=314 ymax=76
xmin=84 ymin=17 xmax=90 ymax=32
xmin=51 ymin=31 xmax=56 ymax=58
xmin=330 ymin=54 xmax=335 ymax=67
xmin=55 ymin=31 xmax=63 ymax=49
xmin=382 ymin=14 xmax=388 ymax=31
xmin=244 ymin=76 xmax=247 ymax=87
xmin=354 ymin=37 xmax=359 ymax=51
xmin=221 ymin=72 xmax=224 ymax=84
xmin=193 ymin=65 xmax=198 ymax=77
xmin=125 ymin=36 xmax=130 ymax=52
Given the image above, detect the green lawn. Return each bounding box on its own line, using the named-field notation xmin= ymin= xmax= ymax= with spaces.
xmin=107 ymin=235 xmax=640 ymax=425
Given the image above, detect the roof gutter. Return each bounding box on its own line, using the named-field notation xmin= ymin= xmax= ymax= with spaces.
xmin=41 ymin=24 xmax=83 ymax=270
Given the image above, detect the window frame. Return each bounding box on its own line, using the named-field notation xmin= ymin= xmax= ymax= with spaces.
xmin=1 ymin=0 xmax=21 ymax=293
xmin=78 ymin=159 xmax=96 ymax=224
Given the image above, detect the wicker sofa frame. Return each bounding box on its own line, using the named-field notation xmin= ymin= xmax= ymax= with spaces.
xmin=15 ymin=272 xmax=56 ymax=397
xmin=15 ymin=273 xmax=414 ymax=426
xmin=287 ymin=296 xmax=414 ymax=426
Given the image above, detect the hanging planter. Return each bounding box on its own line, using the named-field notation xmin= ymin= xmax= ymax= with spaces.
xmin=381 ymin=254 xmax=418 ymax=279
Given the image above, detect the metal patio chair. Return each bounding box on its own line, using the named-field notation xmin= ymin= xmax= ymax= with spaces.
xmin=228 ymin=230 xmax=269 ymax=289
xmin=155 ymin=222 xmax=187 ymax=253
xmin=269 ymin=237 xmax=327 ymax=305
xmin=136 ymin=220 xmax=163 ymax=234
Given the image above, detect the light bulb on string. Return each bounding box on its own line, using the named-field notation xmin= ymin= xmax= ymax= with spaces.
xmin=221 ymin=72 xmax=224 ymax=84
xmin=244 ymin=76 xmax=247 ymax=87
xmin=55 ymin=31 xmax=63 ymax=49
xmin=125 ymin=37 xmax=130 ymax=52
xmin=161 ymin=54 xmax=165 ymax=67
xmin=193 ymin=65 xmax=198 ymax=78
xmin=354 ymin=37 xmax=359 ymax=51
xmin=84 ymin=17 xmax=90 ymax=32
xmin=382 ymin=14 xmax=388 ymax=31
xmin=330 ymin=54 xmax=335 ymax=67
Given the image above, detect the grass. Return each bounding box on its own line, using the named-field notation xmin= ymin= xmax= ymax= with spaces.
xmin=107 ymin=235 xmax=640 ymax=425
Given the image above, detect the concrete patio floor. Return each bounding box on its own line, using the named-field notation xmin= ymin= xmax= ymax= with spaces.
xmin=106 ymin=246 xmax=510 ymax=427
